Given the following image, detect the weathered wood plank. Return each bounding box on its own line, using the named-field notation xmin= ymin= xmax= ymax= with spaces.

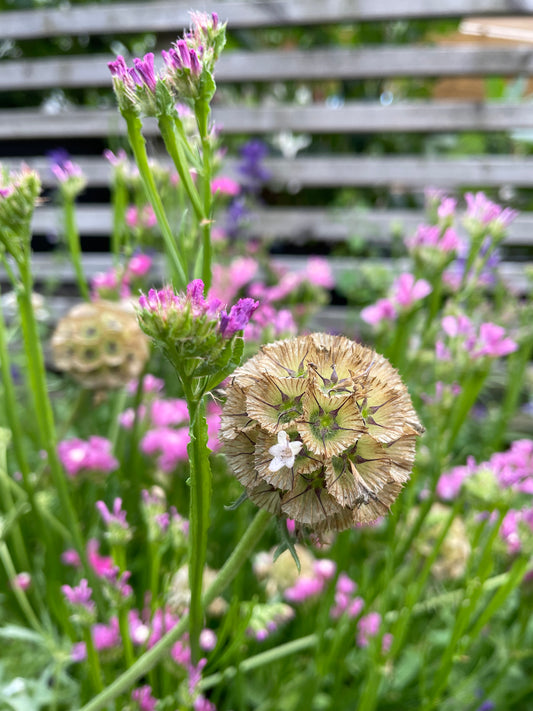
xmin=2 ymin=0 xmax=532 ymax=40
xmin=7 ymin=155 xmax=533 ymax=189
xmin=3 ymin=102 xmax=533 ymax=139
xmin=6 ymin=253 xmax=531 ymax=296
xmin=3 ymin=45 xmax=533 ymax=92
xmin=30 ymin=204 xmax=533 ymax=247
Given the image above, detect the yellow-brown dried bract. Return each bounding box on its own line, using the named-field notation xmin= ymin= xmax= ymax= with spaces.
xmin=220 ymin=333 xmax=423 ymax=532
xmin=51 ymin=300 xmax=149 ymax=389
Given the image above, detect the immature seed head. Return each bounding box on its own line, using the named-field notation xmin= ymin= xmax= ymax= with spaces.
xmin=220 ymin=333 xmax=423 ymax=533
xmin=51 ymin=300 xmax=149 ymax=389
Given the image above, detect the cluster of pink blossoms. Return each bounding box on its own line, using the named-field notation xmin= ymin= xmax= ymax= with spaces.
xmin=209 ymin=256 xmax=334 ymax=340
xmin=437 ymin=440 xmax=533 ymax=554
xmin=57 ymin=436 xmax=118 ymax=478
xmin=435 ymin=314 xmax=517 ymax=361
xmin=361 ymin=272 xmax=432 ymax=327
xmin=91 ymin=252 xmax=153 ymax=300
xmin=140 ymin=400 xmax=222 ymax=473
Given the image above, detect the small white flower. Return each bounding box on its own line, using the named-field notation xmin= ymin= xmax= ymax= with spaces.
xmin=268 ymin=431 xmax=303 ymax=472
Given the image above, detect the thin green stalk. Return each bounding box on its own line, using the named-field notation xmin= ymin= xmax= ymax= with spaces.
xmin=16 ymin=259 xmax=106 ymax=611
xmin=63 ymin=197 xmax=90 ymax=300
xmin=79 ymin=508 xmax=272 ymax=711
xmin=445 ymin=363 xmax=491 ymax=452
xmin=196 ymin=99 xmax=214 ymax=290
xmin=0 ymin=541 xmax=44 ymax=635
xmin=185 ymin=394 xmax=212 ymax=664
xmin=123 ymin=112 xmax=187 ymax=289
xmin=158 ymin=114 xmax=204 ymax=223
xmin=83 ymin=626 xmax=104 ymax=694
xmin=0 ymin=436 xmax=29 ymax=572
xmin=201 ymin=634 xmax=317 ymax=690
xmin=111 ymin=175 xmax=128 ymax=263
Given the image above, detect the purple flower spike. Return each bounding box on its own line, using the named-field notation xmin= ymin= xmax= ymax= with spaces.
xmin=219 ymin=298 xmax=259 ymax=337
xmin=108 ymin=55 xmax=129 ymax=79
xmin=133 ymin=53 xmax=157 ymax=93
xmin=176 ymin=40 xmax=192 ymax=69
xmin=189 ymin=49 xmax=202 ymax=76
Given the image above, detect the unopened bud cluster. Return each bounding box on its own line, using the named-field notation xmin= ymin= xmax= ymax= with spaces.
xmin=108 ymin=11 xmax=225 ymax=115
xmin=137 ymin=279 xmax=257 ymax=382
xmin=0 ymin=164 xmax=41 ymax=262
xmin=220 ymin=333 xmax=423 ymax=533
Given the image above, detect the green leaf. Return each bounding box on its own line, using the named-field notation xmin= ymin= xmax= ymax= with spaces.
xmin=273 ymin=518 xmax=301 ymax=573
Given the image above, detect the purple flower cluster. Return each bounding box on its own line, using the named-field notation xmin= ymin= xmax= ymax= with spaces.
xmin=91 ymin=253 xmax=153 ymax=300
xmin=57 ymin=436 xmax=118 ymax=478
xmin=138 ymin=279 xmax=258 ymax=340
xmin=464 ymin=191 xmax=518 ymax=235
xmin=330 ymin=573 xmax=364 ymax=619
xmin=361 ymin=272 xmax=432 ymax=326
xmin=405 ymin=224 xmax=461 ymax=255
xmin=435 ymin=314 xmax=518 ymax=361
xmin=283 ymin=557 xmax=336 ymax=603
xmin=437 ymin=440 xmax=533 ymax=553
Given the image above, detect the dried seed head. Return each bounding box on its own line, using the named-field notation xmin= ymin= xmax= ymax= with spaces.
xmin=220 ymin=333 xmax=423 ymax=533
xmin=51 ymin=300 xmax=149 ymax=389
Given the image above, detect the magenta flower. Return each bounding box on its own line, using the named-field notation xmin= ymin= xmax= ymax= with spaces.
xmin=141 ymin=427 xmax=190 ymax=472
xmin=61 ymin=578 xmax=95 ymax=613
xmin=199 ymin=629 xmax=217 ymax=651
xmin=356 ymin=611 xmax=381 ymax=648
xmin=211 ymin=176 xmax=240 ymax=196
xmin=304 ymin=257 xmax=335 ymax=289
xmin=284 ymin=576 xmax=325 ymax=603
xmin=57 ymin=436 xmax=118 ymax=478
xmin=150 ymin=398 xmax=189 ymax=427
xmin=96 ymin=498 xmax=129 ymax=530
xmin=472 ymin=322 xmax=518 ymax=358
xmin=132 ymin=685 xmax=158 ymax=711
xmin=360 ymin=298 xmax=397 ymax=326
xmin=392 ymin=273 xmax=432 ymax=308
xmin=127 ymin=253 xmax=153 ymax=277
xmin=500 ymin=509 xmax=522 ymax=554
xmin=436 ymin=457 xmax=477 ymax=500
xmin=12 ymin=572 xmax=31 ymax=591
xmin=219 ymin=298 xmax=259 ymax=337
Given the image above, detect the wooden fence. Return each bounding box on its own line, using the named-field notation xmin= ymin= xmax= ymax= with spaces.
xmin=1 ymin=0 xmax=533 ymax=322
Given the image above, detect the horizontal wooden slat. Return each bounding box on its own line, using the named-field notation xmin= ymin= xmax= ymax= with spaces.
xmin=3 ymin=45 xmax=533 ymax=92
xmin=2 ymin=1 xmax=531 ymax=40
xmin=30 ymin=204 xmax=533 ymax=247
xmin=3 ymin=253 xmax=530 ymax=294
xmin=3 ymin=102 xmax=533 ymax=140
xmin=6 ymin=155 xmax=533 ymax=189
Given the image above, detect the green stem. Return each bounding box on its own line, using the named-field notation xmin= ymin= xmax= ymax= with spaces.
xmin=0 ymin=541 xmax=44 ymax=635
xmin=16 ymin=259 xmax=106 ymax=611
xmin=158 ymin=114 xmax=204 ymax=224
xmin=201 ymin=634 xmax=317 ymax=690
xmin=445 ymin=363 xmax=491 ymax=452
xmin=196 ymin=99 xmax=214 ymax=291
xmin=63 ymin=196 xmax=89 ymax=300
xmin=111 ymin=175 xmax=128 ymax=263
xmin=123 ymin=112 xmax=187 ymax=289
xmin=83 ymin=626 xmax=104 ymax=694
xmin=78 ymin=508 xmax=272 ymax=711
xmin=185 ymin=394 xmax=212 ymax=665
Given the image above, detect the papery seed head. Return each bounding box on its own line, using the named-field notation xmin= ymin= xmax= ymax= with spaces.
xmin=220 ymin=334 xmax=423 ymax=533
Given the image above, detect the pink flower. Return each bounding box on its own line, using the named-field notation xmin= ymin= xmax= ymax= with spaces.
xmin=436 ymin=456 xmax=477 ymax=500
xmin=304 ymin=257 xmax=335 ymax=289
xmin=199 ymin=629 xmax=217 ymax=651
xmin=96 ymin=497 xmax=129 ymax=530
xmin=62 ymin=578 xmax=95 ymax=612
xmin=141 ymin=427 xmax=190 ymax=472
xmin=472 ymin=322 xmax=518 ymax=358
xmin=12 ymin=572 xmax=31 ymax=591
xmin=392 ymin=273 xmax=431 ymax=308
xmin=132 ymin=686 xmax=158 ymax=711
xmin=57 ymin=436 xmax=118 ymax=478
xmin=356 ymin=611 xmax=381 ymax=647
xmin=284 ymin=576 xmax=324 ymax=603
xmin=150 ymin=398 xmax=189 ymax=427
xmin=211 ymin=176 xmax=240 ymax=196
xmin=127 ymin=253 xmax=152 ymax=277
xmin=360 ymin=298 xmax=396 ymax=326
xmin=500 ymin=510 xmax=522 ymax=554
xmin=87 ymin=539 xmax=116 ymax=578
xmin=313 ymin=559 xmax=336 ymax=581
